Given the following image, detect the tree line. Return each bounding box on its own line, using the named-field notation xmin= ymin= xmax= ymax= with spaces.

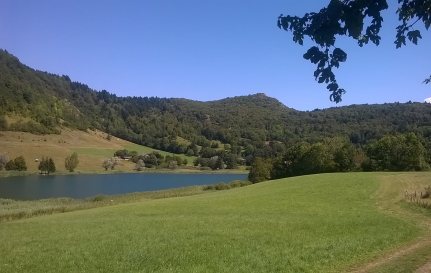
xmin=249 ymin=133 xmax=430 ymax=182
xmin=1 ymin=49 xmax=431 ymax=178
xmin=0 ymin=152 xmax=79 ymax=174
xmin=2 ymin=50 xmax=431 ymax=167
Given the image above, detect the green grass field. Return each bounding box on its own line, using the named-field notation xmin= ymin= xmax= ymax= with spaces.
xmin=0 ymin=172 xmax=430 ymax=272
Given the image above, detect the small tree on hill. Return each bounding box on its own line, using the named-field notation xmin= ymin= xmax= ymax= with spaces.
xmin=5 ymin=160 xmax=16 ymax=171
xmin=135 ymin=159 xmax=145 ymax=171
xmin=5 ymin=156 xmax=27 ymax=171
xmin=102 ymin=158 xmax=119 ymax=171
xmin=65 ymin=152 xmax=79 ymax=172
xmin=0 ymin=154 xmax=9 ymax=170
xmin=14 ymin=156 xmax=27 ymax=171
xmin=39 ymin=157 xmax=56 ymax=175
xmin=0 ymin=115 xmax=7 ymax=130
xmin=48 ymin=158 xmax=56 ymax=173
xmin=102 ymin=159 xmax=112 ymax=171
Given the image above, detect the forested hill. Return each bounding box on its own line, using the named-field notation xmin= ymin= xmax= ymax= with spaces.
xmin=1 ymin=49 xmax=431 ymax=156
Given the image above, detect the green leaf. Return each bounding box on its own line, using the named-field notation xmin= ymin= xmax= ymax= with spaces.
xmin=407 ymin=30 xmax=422 ymax=45
xmin=333 ymin=48 xmax=347 ymax=62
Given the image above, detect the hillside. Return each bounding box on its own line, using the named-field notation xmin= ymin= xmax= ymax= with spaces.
xmin=0 ymin=129 xmax=196 ymax=174
xmin=1 ymin=49 xmax=431 ymax=177
xmin=1 ymin=49 xmax=431 ymax=151
xmin=1 ymin=172 xmax=431 ymax=272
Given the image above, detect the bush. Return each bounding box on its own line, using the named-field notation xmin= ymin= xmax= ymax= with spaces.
xmin=421 ymin=186 xmax=431 ymax=199
xmin=14 ymin=156 xmax=27 ymax=171
xmin=0 ymin=115 xmax=7 ymax=130
xmin=92 ymin=195 xmax=106 ymax=202
xmin=214 ymin=183 xmax=231 ymax=190
xmin=65 ymin=152 xmax=79 ymax=172
xmin=5 ymin=160 xmax=16 ymax=171
xmin=230 ymin=180 xmax=252 ymax=188
xmin=134 ymin=159 xmax=145 ymax=171
xmin=5 ymin=156 xmax=27 ymax=171
xmin=102 ymin=158 xmax=119 ymax=171
xmin=0 ymin=154 xmax=8 ymax=170
xmin=38 ymin=157 xmax=55 ymax=174
xmin=203 ymin=180 xmax=251 ymax=191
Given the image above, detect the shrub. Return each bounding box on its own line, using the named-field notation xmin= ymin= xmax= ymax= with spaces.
xmin=203 ymin=185 xmax=215 ymax=190
xmin=102 ymin=158 xmax=119 ymax=171
xmin=92 ymin=195 xmax=106 ymax=202
xmin=5 ymin=156 xmax=27 ymax=171
xmin=5 ymin=160 xmax=16 ymax=171
xmin=14 ymin=156 xmax=27 ymax=171
xmin=203 ymin=180 xmax=251 ymax=191
xmin=135 ymin=159 xmax=145 ymax=171
xmin=38 ymin=157 xmax=56 ymax=174
xmin=214 ymin=183 xmax=231 ymax=190
xmin=230 ymin=180 xmax=251 ymax=188
xmin=421 ymin=186 xmax=431 ymax=199
xmin=65 ymin=152 xmax=79 ymax=172
xmin=0 ymin=115 xmax=7 ymax=130
xmin=0 ymin=154 xmax=8 ymax=170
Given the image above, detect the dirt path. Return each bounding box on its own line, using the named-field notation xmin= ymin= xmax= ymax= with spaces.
xmin=415 ymin=260 xmax=431 ymax=273
xmin=348 ymin=173 xmax=431 ymax=273
xmin=349 ymin=239 xmax=431 ymax=273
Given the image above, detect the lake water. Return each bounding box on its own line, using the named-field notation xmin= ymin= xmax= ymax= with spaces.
xmin=0 ymin=173 xmax=248 ymax=200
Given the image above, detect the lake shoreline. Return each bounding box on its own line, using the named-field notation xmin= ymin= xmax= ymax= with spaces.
xmin=0 ymin=178 xmax=252 ymax=222
xmin=0 ymin=168 xmax=249 ymax=179
xmin=0 ymin=172 xmax=249 ymax=200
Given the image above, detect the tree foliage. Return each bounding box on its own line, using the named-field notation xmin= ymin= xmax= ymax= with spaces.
xmin=134 ymin=159 xmax=145 ymax=171
xmin=278 ymin=0 xmax=431 ymax=102
xmin=270 ymin=137 xmax=357 ymax=178
xmin=364 ymin=133 xmax=429 ymax=170
xmin=102 ymin=158 xmax=119 ymax=171
xmin=256 ymin=133 xmax=429 ymax=180
xmin=5 ymin=156 xmax=27 ymax=171
xmin=1 ymin=49 xmax=431 ymax=172
xmin=38 ymin=157 xmax=56 ymax=175
xmin=65 ymin=152 xmax=79 ymax=172
xmin=248 ymin=157 xmax=273 ymax=183
xmin=0 ymin=154 xmax=8 ymax=170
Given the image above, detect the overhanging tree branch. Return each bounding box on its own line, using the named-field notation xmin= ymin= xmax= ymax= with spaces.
xmin=278 ymin=0 xmax=430 ymax=103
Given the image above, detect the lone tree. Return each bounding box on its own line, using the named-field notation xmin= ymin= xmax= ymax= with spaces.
xmin=102 ymin=158 xmax=119 ymax=171
xmin=39 ymin=157 xmax=56 ymax=175
xmin=278 ymin=0 xmax=431 ymax=102
xmin=0 ymin=154 xmax=9 ymax=170
xmin=65 ymin=152 xmax=79 ymax=172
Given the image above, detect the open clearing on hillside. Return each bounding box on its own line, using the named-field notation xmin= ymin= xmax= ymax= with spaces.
xmin=0 ymin=173 xmax=430 ymax=272
xmin=0 ymin=129 xmax=197 ymax=173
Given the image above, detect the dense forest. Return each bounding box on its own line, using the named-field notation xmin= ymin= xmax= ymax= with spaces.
xmin=1 ymin=49 xmax=430 ymax=177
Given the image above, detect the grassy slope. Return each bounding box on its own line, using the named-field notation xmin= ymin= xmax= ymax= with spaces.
xmin=1 ymin=173 xmax=429 ymax=273
xmin=0 ymin=129 xmax=197 ymax=174
xmin=357 ymin=173 xmax=431 ymax=273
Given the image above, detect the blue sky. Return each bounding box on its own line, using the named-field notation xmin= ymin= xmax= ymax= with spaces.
xmin=1 ymin=0 xmax=430 ymax=110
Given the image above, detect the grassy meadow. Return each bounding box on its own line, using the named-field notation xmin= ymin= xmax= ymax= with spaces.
xmin=1 ymin=172 xmax=431 ymax=272
xmin=0 ymin=129 xmax=197 ymax=174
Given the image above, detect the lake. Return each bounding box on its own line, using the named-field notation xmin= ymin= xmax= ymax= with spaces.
xmin=0 ymin=173 xmax=248 ymax=200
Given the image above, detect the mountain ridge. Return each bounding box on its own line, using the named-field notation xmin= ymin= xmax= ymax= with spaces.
xmin=1 ymin=49 xmax=430 ymax=158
